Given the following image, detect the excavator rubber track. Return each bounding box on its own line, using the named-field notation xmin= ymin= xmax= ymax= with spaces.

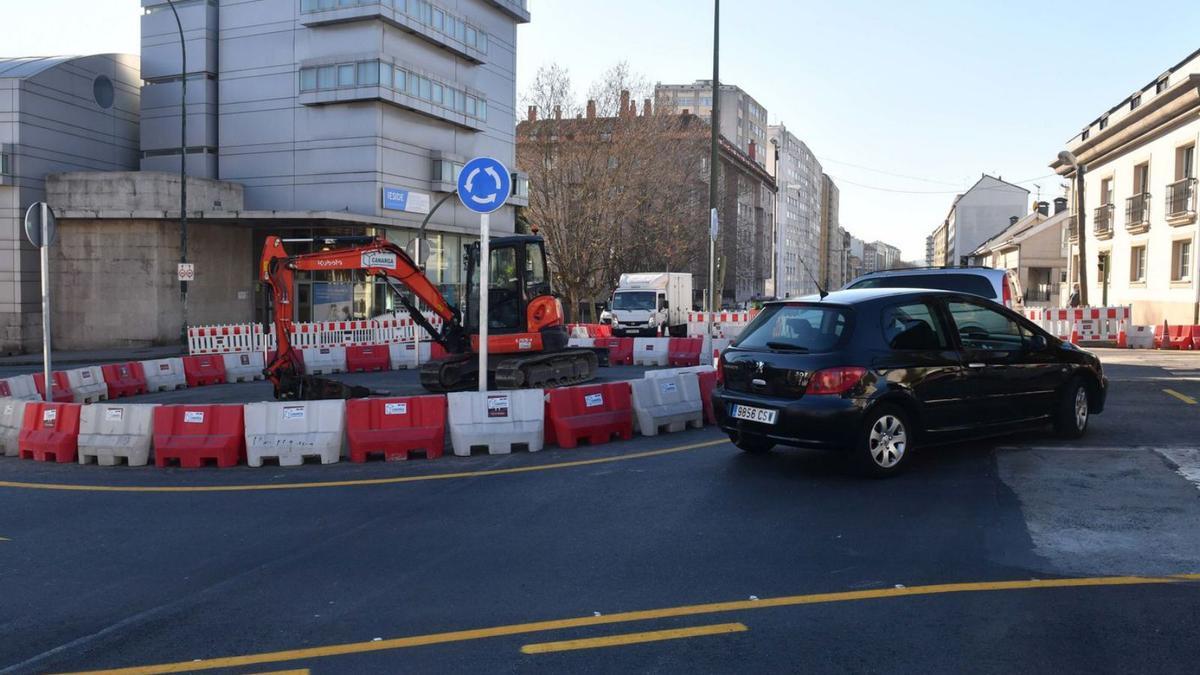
xmin=419 ymin=348 xmax=599 ymax=392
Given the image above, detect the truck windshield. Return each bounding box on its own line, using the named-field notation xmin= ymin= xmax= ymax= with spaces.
xmin=612 ymin=291 xmax=657 ymax=311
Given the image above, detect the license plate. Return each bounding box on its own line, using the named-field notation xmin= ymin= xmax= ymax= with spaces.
xmin=731 ymin=404 xmax=777 ymax=425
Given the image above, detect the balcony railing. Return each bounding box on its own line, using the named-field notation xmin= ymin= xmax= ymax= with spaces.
xmin=1093 ymin=203 xmax=1114 ymax=239
xmin=1166 ymin=177 xmax=1197 ymax=225
xmin=1125 ymin=192 xmax=1150 ymax=233
xmin=1067 ymin=215 xmax=1078 ymax=242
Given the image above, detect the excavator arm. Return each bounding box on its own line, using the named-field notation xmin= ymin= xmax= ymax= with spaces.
xmin=260 ymin=235 xmax=466 ymax=399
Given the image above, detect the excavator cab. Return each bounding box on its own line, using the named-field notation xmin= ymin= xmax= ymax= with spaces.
xmin=462 ymin=235 xmax=568 ymax=353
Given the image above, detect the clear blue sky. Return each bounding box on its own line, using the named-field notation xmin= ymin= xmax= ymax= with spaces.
xmin=4 ymin=1 xmax=1200 ymax=259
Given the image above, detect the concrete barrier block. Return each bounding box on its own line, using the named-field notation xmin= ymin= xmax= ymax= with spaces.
xmin=302 ymin=346 xmax=347 ymax=375
xmin=630 ymin=372 xmax=704 ymax=436
xmin=447 ymin=389 xmax=544 ymax=456
xmin=64 ymin=366 xmax=108 ymax=404
xmin=2 ymin=374 xmax=41 ymax=401
xmin=388 ymin=342 xmax=432 ymax=370
xmin=142 ymin=358 xmax=187 ymax=391
xmin=78 ymin=403 xmax=157 ymax=467
xmin=222 ymin=352 xmax=266 ymax=383
xmin=0 ymin=398 xmax=28 ymax=456
xmin=632 ymin=338 xmax=670 ymax=366
xmin=244 ymin=400 xmax=345 ymax=467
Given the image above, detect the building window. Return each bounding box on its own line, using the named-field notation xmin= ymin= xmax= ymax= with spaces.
xmin=1130 ymin=245 xmax=1147 ymax=282
xmin=393 ymin=66 xmax=406 ymax=91
xmin=1177 ymin=143 xmax=1195 ymax=180
xmin=1082 ymin=128 xmax=1090 ymax=141
xmin=317 ymin=66 xmax=335 ymax=89
xmin=337 ymin=63 xmax=356 ymax=87
xmin=357 ymin=61 xmax=378 ymax=86
xmin=435 ymin=159 xmax=463 ymax=183
xmin=1099 ymin=116 xmax=1108 ymax=130
xmin=1133 ymin=162 xmax=1150 ymax=194
xmin=1101 ymin=177 xmax=1113 ymax=205
xmin=512 ymin=173 xmax=529 ymax=199
xmin=1157 ymin=77 xmax=1169 ymax=94
xmin=431 ymin=82 xmax=443 ymax=104
xmin=419 ymin=77 xmax=431 ymax=100
xmin=1172 ymin=240 xmax=1192 ymax=281
xmin=1131 ymin=94 xmax=1142 ymax=110
xmin=299 ymin=60 xmax=488 ymax=122
xmin=300 ymin=68 xmax=318 ymax=91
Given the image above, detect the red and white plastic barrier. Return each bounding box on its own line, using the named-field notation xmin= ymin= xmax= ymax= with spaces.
xmin=187 ymin=312 xmax=447 ymax=355
xmin=685 ymin=310 xmax=758 ymax=340
xmin=1021 ymin=306 xmax=1130 ymax=343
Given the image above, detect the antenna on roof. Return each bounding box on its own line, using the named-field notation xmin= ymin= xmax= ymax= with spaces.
xmin=800 ymin=259 xmax=828 ymax=300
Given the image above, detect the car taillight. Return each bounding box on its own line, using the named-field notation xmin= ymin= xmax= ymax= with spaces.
xmin=807 ymin=367 xmax=867 ymax=395
xmin=1003 ymin=278 xmax=1013 ymax=307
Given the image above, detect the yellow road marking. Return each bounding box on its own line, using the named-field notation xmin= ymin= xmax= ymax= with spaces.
xmin=1163 ymin=388 xmax=1198 ymax=405
xmin=520 ymin=622 xmax=747 ymax=654
xmin=0 ymin=439 xmax=726 ymax=494
xmin=64 ymin=574 xmax=1200 ymax=674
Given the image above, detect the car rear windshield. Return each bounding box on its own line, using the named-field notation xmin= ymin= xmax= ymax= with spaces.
xmin=849 ymin=273 xmax=996 ymax=299
xmin=734 ymin=304 xmax=850 ymax=352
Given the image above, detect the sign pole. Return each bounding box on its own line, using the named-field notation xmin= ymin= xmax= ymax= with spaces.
xmin=478 ymin=213 xmax=490 ymax=392
xmin=40 ymin=202 xmax=52 ymax=400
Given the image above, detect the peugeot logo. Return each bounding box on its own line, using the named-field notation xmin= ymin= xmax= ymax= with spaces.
xmin=755 ymin=361 xmax=765 ymax=374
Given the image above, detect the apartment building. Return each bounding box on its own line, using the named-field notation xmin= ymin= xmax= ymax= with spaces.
xmin=767 ymin=123 xmax=823 ymax=297
xmin=655 ymin=80 xmax=768 ymax=166
xmin=0 ymin=55 xmax=141 ymax=353
xmin=1051 ymin=48 xmax=1200 ymax=324
xmin=863 ymin=240 xmax=902 ymax=273
xmin=818 ymin=174 xmax=842 ymax=288
xmin=969 ymin=199 xmax=1070 ymax=307
xmin=925 ymin=234 xmax=934 ymax=266
xmin=929 ymin=175 xmax=1028 ymax=267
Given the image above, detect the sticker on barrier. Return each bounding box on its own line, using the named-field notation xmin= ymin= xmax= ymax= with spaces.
xmin=244 ymin=400 xmax=346 ymax=467
xmin=630 ymin=372 xmax=704 ymax=436
xmin=544 ymin=382 xmax=633 ymax=449
xmin=78 ymin=403 xmax=157 ymax=467
xmin=346 ymin=395 xmax=446 ymax=462
xmin=447 ymin=389 xmax=544 ymax=456
xmin=18 ymin=402 xmax=82 ymax=463
xmin=153 ymin=405 xmax=246 ymax=468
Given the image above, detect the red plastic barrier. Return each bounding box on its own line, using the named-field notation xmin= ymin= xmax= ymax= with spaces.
xmin=346 ymin=395 xmax=446 ymax=462
xmin=0 ymin=380 xmax=9 ymax=397
xmin=33 ymin=372 xmax=73 ymax=402
xmin=346 ymin=345 xmax=390 ymax=372
xmin=1170 ymin=326 xmax=1197 ymax=350
xmin=586 ymin=324 xmax=612 ymax=338
xmin=545 ymin=382 xmax=633 ymax=448
xmin=593 ymin=337 xmax=633 ymax=366
xmin=183 ymin=355 xmax=227 ymax=387
xmin=18 ymin=402 xmax=82 ymax=463
xmin=101 ymin=362 xmax=148 ymax=399
xmin=667 ymin=337 xmax=704 ymax=366
xmin=153 ymin=405 xmax=246 ymax=468
xmin=696 ymin=369 xmax=717 ymax=425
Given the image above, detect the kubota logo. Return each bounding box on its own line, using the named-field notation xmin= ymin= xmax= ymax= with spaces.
xmin=315 ymin=260 xmax=345 ymax=267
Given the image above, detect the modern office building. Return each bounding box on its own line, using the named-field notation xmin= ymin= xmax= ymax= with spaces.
xmin=0 ymin=55 xmax=141 ymax=353
xmin=1051 ymin=47 xmax=1200 ymax=323
xmin=655 ymin=80 xmax=768 ymax=165
xmin=928 ymin=175 xmax=1027 ymax=267
xmin=767 ymin=123 xmax=823 ymax=297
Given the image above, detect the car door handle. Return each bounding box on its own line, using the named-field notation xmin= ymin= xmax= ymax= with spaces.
xmin=968 ymin=363 xmax=986 ymax=369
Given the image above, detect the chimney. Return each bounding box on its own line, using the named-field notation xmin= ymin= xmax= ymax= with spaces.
xmin=748 ymin=140 xmax=756 ymax=161
xmin=1009 ymin=216 xmax=1019 ymax=226
xmin=1054 ymin=196 xmax=1068 ymax=214
xmin=681 ymin=108 xmax=690 ymax=116
xmin=553 ymin=105 xmax=561 ymax=121
xmin=586 ymin=99 xmax=596 ymax=119
xmin=1036 ymin=200 xmax=1049 ymax=216
xmin=619 ymin=90 xmax=630 ymax=117
xmin=643 ymin=98 xmax=651 ymax=117
xmin=526 ymin=105 xmax=537 ymax=122
xmin=628 ymin=99 xmax=637 ymax=118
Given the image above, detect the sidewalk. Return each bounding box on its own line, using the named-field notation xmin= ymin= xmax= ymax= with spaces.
xmin=0 ymin=345 xmax=186 ymax=372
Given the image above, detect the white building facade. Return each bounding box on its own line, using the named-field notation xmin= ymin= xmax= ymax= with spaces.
xmin=1052 ymin=48 xmax=1200 ymax=324
xmin=767 ymin=124 xmax=823 ymax=297
xmin=930 ymin=175 xmax=1028 ymax=267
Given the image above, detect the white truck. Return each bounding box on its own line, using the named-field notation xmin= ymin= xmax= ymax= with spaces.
xmin=607 ymin=273 xmax=692 ymax=337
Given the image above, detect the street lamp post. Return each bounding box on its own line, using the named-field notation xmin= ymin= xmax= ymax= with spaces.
xmin=1058 ymin=150 xmax=1089 ymax=306
xmin=165 ymin=0 xmax=189 ymax=344
xmin=708 ymin=0 xmax=719 ymax=322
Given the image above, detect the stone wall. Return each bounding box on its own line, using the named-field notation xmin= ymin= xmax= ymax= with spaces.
xmin=50 ymin=218 xmax=253 ymax=349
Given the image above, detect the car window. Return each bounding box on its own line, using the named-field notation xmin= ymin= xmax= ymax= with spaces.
xmin=850 ymin=273 xmax=997 ymax=299
xmin=734 ymin=304 xmax=849 ymax=352
xmin=946 ymin=301 xmax=1025 ymax=351
xmin=881 ymin=302 xmax=947 ymax=351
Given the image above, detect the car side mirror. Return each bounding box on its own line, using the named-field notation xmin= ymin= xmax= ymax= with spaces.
xmin=1028 ymin=334 xmax=1047 ymax=352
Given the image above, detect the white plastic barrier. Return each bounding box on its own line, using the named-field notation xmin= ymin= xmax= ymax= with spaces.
xmin=630 ymin=372 xmax=704 ymax=436
xmin=567 ymin=337 xmax=595 ymax=348
xmin=569 ymin=325 xmax=590 ymax=338
xmin=141 ymin=358 xmax=187 ymax=392
xmin=77 ymin=403 xmax=157 ymax=467
xmin=447 ymin=389 xmax=544 ymax=456
xmin=0 ymin=398 xmax=27 ymax=456
xmin=222 ymin=352 xmax=265 ymax=383
xmin=302 ymin=346 xmax=347 ymax=375
xmin=64 ymin=366 xmax=107 ymax=404
xmin=2 ymin=374 xmax=41 ymax=401
xmin=1123 ymin=325 xmax=1155 ymax=349
xmin=388 ymin=341 xmax=432 ymax=370
xmin=244 ymin=400 xmax=345 ymax=467
xmin=710 ymin=338 xmax=732 ymax=365
xmin=632 ymin=338 xmax=671 ymax=366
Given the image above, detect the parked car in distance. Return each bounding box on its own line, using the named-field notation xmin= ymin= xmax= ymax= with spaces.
xmin=712 ymin=288 xmax=1107 ymax=476
xmin=844 ymin=266 xmax=1022 ymax=308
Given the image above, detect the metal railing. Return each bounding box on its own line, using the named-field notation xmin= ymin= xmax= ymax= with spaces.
xmin=1166 ymin=177 xmax=1196 ymax=222
xmin=1067 ymin=215 xmax=1078 ymax=242
xmin=1093 ymin=203 xmax=1114 ymax=238
xmin=1125 ymin=193 xmax=1150 ymax=232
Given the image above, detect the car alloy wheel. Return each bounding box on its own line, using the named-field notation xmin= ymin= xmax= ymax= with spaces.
xmin=868 ymin=414 xmax=907 ymax=469
xmin=1073 ymin=385 xmax=1088 ymax=431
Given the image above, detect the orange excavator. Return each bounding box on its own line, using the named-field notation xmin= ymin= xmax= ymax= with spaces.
xmin=260 ymin=234 xmax=598 ymax=400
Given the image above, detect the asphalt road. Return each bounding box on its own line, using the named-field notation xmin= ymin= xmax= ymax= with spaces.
xmin=2 ymin=348 xmax=1199 ymax=674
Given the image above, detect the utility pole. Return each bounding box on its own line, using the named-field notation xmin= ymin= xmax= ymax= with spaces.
xmin=708 ymin=0 xmax=719 ymax=317
xmin=166 ymin=0 xmax=189 ymax=344
xmin=1059 ymin=151 xmax=1089 ymax=306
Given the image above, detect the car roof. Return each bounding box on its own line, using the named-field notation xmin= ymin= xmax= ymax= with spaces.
xmin=853 ymin=266 xmax=1005 ymax=278
xmin=771 ymin=287 xmax=969 ymax=306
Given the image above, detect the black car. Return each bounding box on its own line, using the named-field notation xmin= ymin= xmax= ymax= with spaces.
xmin=713 ymin=288 xmax=1107 ymax=476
